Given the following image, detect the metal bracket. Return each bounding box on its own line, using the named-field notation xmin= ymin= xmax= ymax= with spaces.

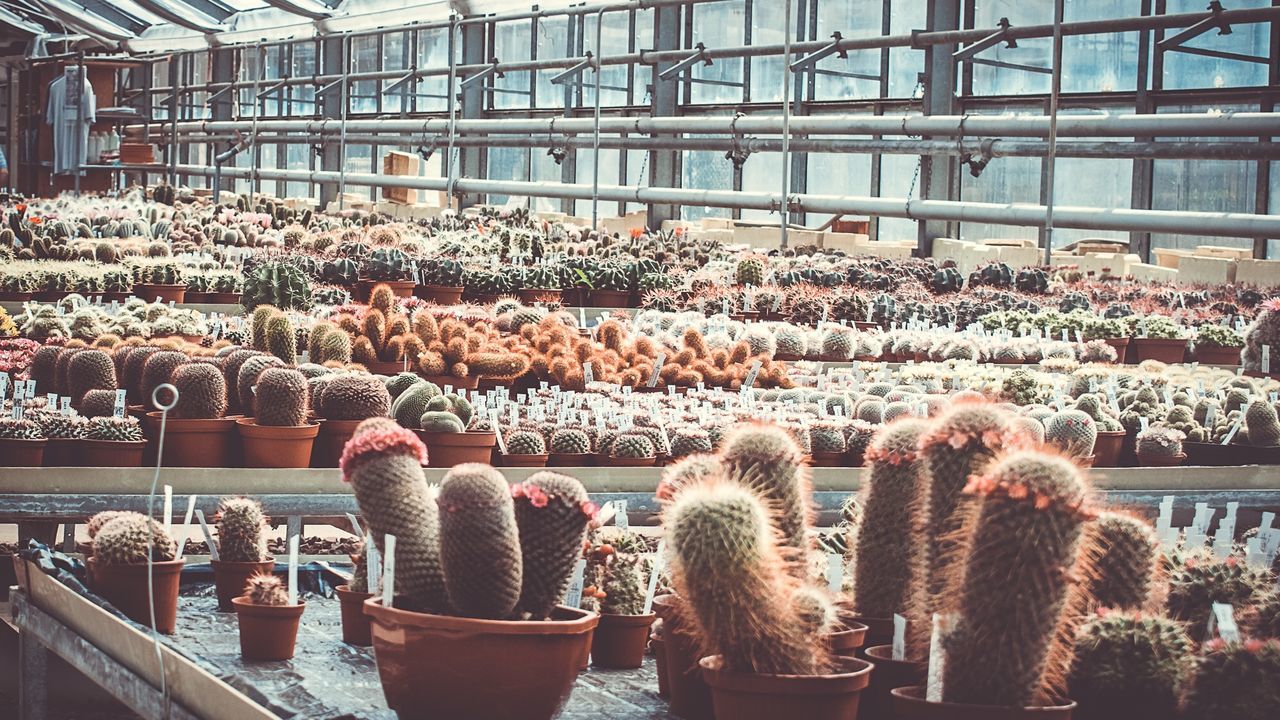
xmin=255 ymin=78 xmax=287 ymax=101
xmin=548 ymin=146 xmax=568 ymax=165
xmin=1158 ymin=1 xmax=1232 ymax=52
xmin=204 ymin=85 xmax=232 ymax=107
xmin=790 ymin=32 xmax=848 ymax=72
xmin=961 ymin=138 xmax=996 ymax=178
xmin=460 ymin=58 xmax=504 ymax=90
xmin=316 ymin=76 xmax=345 ymax=98
xmin=382 ymin=68 xmax=420 ymax=96
xmin=550 ymin=53 xmax=597 ymax=86
xmin=417 ymin=140 xmax=439 ymax=162
xmin=658 ymin=42 xmax=712 ymax=82
xmin=954 ymin=17 xmax=1017 ymax=63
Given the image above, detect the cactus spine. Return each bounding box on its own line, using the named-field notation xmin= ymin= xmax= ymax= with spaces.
xmin=245 ymin=575 xmax=290 ymax=605
xmin=1085 ymin=511 xmax=1158 ymax=611
xmin=718 ymin=421 xmax=813 ymax=557
xmin=216 ymin=497 xmax=269 ymax=562
xmin=253 ymin=368 xmax=309 ymax=427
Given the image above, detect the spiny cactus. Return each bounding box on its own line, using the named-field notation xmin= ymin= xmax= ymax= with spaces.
xmin=316 ymin=373 xmax=391 ymax=421
xmin=549 ymin=427 xmax=591 ymax=455
xmin=237 ymin=354 xmax=285 ymax=413
xmin=245 ymin=574 xmax=289 ymax=606
xmin=1244 ymin=399 xmax=1280 ymax=447
xmin=264 ymin=312 xmax=296 ymax=363
xmin=140 ymin=350 xmax=186 ymax=407
xmin=1181 ymin=638 xmax=1280 ymax=720
xmin=718 ymin=421 xmax=813 ymax=556
xmin=656 ymin=453 xmax=727 ymax=501
xmin=80 ymin=388 xmax=119 ymax=418
xmin=310 ymin=321 xmax=353 ymax=365
xmin=505 ymin=428 xmax=546 ymax=455
xmin=664 ymin=477 xmax=828 ymax=675
xmin=36 ymin=412 xmax=88 ymax=440
xmin=216 ymin=497 xmax=268 ymax=563
xmin=86 ymin=510 xmax=133 ymax=539
xmin=1165 ymin=549 xmax=1273 ymax=641
xmin=437 ymin=463 xmax=523 ymax=619
xmin=253 ymin=368 xmax=309 ymax=427
xmin=852 ymin=418 xmax=931 ymax=660
xmin=670 ymin=427 xmax=712 ymax=458
xmin=170 ymin=362 xmax=228 ymax=419
xmin=511 ymin=471 xmax=595 ymax=620
xmin=340 ymin=418 xmax=450 ymax=613
xmin=67 ymin=350 xmax=117 ymax=407
xmin=940 ymin=450 xmax=1094 ymax=708
xmin=93 ymin=513 xmax=177 ymax=564
xmin=1084 ymin=511 xmax=1158 ymax=611
xmin=0 ymin=417 xmax=43 ymax=439
xmin=1044 ymin=409 xmax=1098 ymax=459
xmin=611 ymin=432 xmax=656 ymax=459
xmin=383 ymin=372 xmax=422 ymax=401
xmin=87 ymin=416 xmax=144 ymax=442
xmin=1068 ymin=611 xmax=1192 ymax=719
xmin=390 ymin=381 xmax=441 ymax=428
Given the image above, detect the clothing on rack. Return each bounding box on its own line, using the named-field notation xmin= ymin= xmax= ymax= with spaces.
xmin=47 ymin=68 xmax=97 ymax=175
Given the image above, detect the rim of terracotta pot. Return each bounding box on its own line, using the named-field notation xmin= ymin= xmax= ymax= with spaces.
xmin=335 ymin=584 xmax=374 ymax=600
xmin=699 ymin=654 xmax=872 ymax=695
xmin=598 ymin=611 xmax=657 ymax=627
xmin=146 ymin=413 xmax=239 ymax=431
xmin=88 ymin=557 xmax=185 ymax=575
xmin=319 ymin=418 xmax=367 ymax=432
xmin=890 ymin=685 xmax=1076 ymax=717
xmin=231 ymin=596 xmax=306 ymax=617
xmin=362 ymin=596 xmax=599 ymax=635
xmin=865 ymin=644 xmax=926 ymax=668
xmin=416 ymin=430 xmax=496 ymax=447
xmin=0 ymin=437 xmax=47 ymax=446
xmin=609 ymin=455 xmax=657 ymax=466
xmin=1135 ymin=451 xmax=1187 ymax=466
xmin=235 ymin=418 xmax=321 ymax=439
xmin=81 ymin=439 xmax=147 ymax=449
xmin=826 ymin=619 xmax=868 ymax=648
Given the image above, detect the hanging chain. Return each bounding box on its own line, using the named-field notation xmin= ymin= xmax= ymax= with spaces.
xmin=903 ymin=76 xmax=926 ymax=216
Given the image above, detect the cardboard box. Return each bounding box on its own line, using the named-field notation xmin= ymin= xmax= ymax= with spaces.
xmin=1129 ymin=263 xmax=1179 ymax=283
xmin=1052 ymin=252 xmax=1136 ymax=279
xmin=1235 ymin=259 xmax=1280 ymax=288
xmin=701 ymin=217 xmax=736 ymax=230
xmin=1177 ymin=255 xmax=1237 ymax=285
xmin=787 ymin=229 xmax=823 ymax=247
xmin=1152 ymin=248 xmax=1191 ymax=270
xmin=381 ymin=151 xmax=420 ymax=205
xmin=733 ymin=226 xmax=782 ymax=249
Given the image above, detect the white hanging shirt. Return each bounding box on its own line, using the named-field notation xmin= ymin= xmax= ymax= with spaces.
xmin=47 ymin=70 xmax=97 ymax=175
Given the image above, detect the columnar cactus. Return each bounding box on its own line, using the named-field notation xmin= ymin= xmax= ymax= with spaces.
xmin=253 ymin=368 xmax=309 ymax=427
xmin=664 ymin=478 xmax=827 ymax=675
xmin=237 ymin=355 xmax=285 ymax=413
xmin=718 ymin=421 xmax=813 ymax=555
xmin=1068 ymin=611 xmax=1191 ymax=719
xmin=1181 ymin=638 xmax=1280 ymax=720
xmin=220 ymin=349 xmax=260 ymax=415
xmin=340 ymin=418 xmax=451 ymax=613
xmin=264 ymin=312 xmax=297 ymax=363
xmin=216 ymin=497 xmax=268 ymax=563
xmin=437 ymin=464 xmax=524 ymax=619
xmin=1044 ymin=409 xmax=1098 ymax=459
xmin=1241 ymin=297 xmax=1280 ymax=375
xmin=511 ymin=471 xmax=595 ymax=619
xmin=29 ymin=345 xmax=61 ymax=391
xmin=941 ymin=451 xmax=1094 ymax=708
xmin=170 ymin=363 xmax=228 ymax=419
xmin=1086 ymin=511 xmax=1159 ymax=611
xmin=93 ymin=513 xmax=178 ymax=564
xmin=852 ymin=418 xmax=932 ymax=660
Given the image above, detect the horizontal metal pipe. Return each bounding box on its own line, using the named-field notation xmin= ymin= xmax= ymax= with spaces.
xmin=157 ymin=163 xmax=1280 ymax=239
xmin=144 ymin=7 xmax=1280 ymax=96
xmin=170 ymin=132 xmax=1280 ymax=160
xmin=129 ymin=112 xmax=1280 ymax=139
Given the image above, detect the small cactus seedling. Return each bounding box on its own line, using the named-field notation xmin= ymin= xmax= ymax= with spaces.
xmin=93 ymin=513 xmax=178 ymax=564
xmin=245 ymin=574 xmax=290 ymax=606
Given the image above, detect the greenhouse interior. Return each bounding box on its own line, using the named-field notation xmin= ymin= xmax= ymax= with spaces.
xmin=1 ymin=0 xmax=1280 ymax=718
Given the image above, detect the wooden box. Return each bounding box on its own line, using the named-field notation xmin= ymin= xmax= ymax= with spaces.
xmin=381 ymin=151 xmax=419 ymax=205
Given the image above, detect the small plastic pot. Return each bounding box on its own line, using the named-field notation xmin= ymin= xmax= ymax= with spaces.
xmin=211 ymin=558 xmax=275 ymax=612
xmin=1130 ymin=337 xmax=1186 ymax=364
xmin=233 ymin=597 xmax=305 ymax=661
xmin=590 ymin=612 xmax=655 ymax=669
xmin=133 ymin=283 xmax=186 ymax=304
xmin=42 ymin=438 xmax=79 ymax=466
xmin=824 ymin=618 xmax=868 ymax=655
xmin=146 ymin=414 xmax=238 ymax=468
xmin=79 ymin=439 xmax=146 ymax=467
xmin=1194 ymin=345 xmax=1242 ymax=365
xmin=336 ymin=584 xmax=373 ymax=646
xmin=417 ymin=430 xmax=496 ymax=468
xmin=1092 ymin=431 xmax=1125 ymax=468
xmin=416 ymin=285 xmax=464 ymax=305
xmin=548 ymin=452 xmax=594 ymax=467
xmin=500 ymin=453 xmax=549 ymax=468
xmin=653 ymin=594 xmax=713 ymax=720
xmin=237 ymin=419 xmax=320 ymax=468
xmin=651 ymin=633 xmax=669 ymax=699
xmin=0 ymin=437 xmax=47 ymax=467
xmin=1135 ymin=451 xmax=1187 ymax=467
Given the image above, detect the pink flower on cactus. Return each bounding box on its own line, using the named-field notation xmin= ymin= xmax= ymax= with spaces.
xmin=1262 ymin=298 xmax=1280 ymax=312
xmin=580 ymin=500 xmax=599 ymax=518
xmin=948 ymin=432 xmax=970 ymax=449
xmin=1244 ymin=638 xmax=1265 ymax=653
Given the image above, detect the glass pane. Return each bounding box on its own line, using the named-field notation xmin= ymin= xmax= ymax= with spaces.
xmin=292 ymin=42 xmax=317 ymax=115
xmin=1162 ymin=0 xmax=1271 ymax=90
xmin=574 ymin=144 xmax=621 ymax=218
xmin=806 ymin=150 xmax=873 ymax=227
xmin=888 ymin=0 xmax=927 ymax=98
xmin=382 ymin=32 xmax=408 ymax=115
xmin=492 ymin=21 xmax=533 ymax=110
xmin=689 ymin=1 xmax=745 ymax=104
xmin=740 ymin=153 xmax=785 ymax=222
xmin=1049 ymin=156 xmax=1133 ymax=248
xmin=877 ymin=154 xmax=923 ymax=242
xmin=960 ymin=155 xmax=1042 ymax=243
xmin=346 ymin=144 xmax=373 ymax=200
xmin=682 ymin=137 xmax=732 ymax=220
xmin=351 ymin=36 xmax=380 ymax=114
xmin=534 ymin=16 xmax=569 ymax=110
xmin=582 ymin=12 xmax=632 ymax=108
xmin=1062 ymin=0 xmax=1138 ymax=93
xmin=486 ymin=147 xmax=530 ymax=204
xmin=811 ymin=0 xmax=884 ymax=101
xmin=970 ymin=1 xmax=1051 ymax=96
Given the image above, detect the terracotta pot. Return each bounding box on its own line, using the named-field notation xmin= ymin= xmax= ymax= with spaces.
xmin=315 ymin=418 xmax=365 ymax=467
xmin=845 ymin=613 xmax=893 ymax=652
xmin=416 ymin=285 xmax=465 ymax=305
xmin=134 ymin=283 xmax=186 ymax=304
xmin=0 ymin=437 xmax=46 ymax=467
xmin=184 ymin=291 xmax=210 ymax=304
xmin=854 ymin=321 xmax=878 ymax=330
xmin=369 ymin=279 xmax=417 ymax=298
xmin=42 ymin=438 xmax=79 ymax=466
xmin=1076 ymin=454 xmax=1096 ymax=468
xmin=1101 ymin=337 xmax=1130 ymax=363
xmin=364 ymin=598 xmax=597 ymax=720
xmin=653 ymin=594 xmax=713 ymax=720
xmin=88 ymin=557 xmax=184 ymax=634
xmin=590 ymin=612 xmax=655 ymax=669
xmin=775 ymin=352 xmax=804 ymax=362
xmin=209 ymin=292 xmax=241 ymax=304
xmin=147 ymin=414 xmax=238 ymax=467
xmin=1135 ymin=451 xmax=1186 ymax=467
xmin=811 ymin=450 xmax=845 ymax=468
xmin=891 ymin=685 xmax=1076 ymax=719
xmin=367 ymin=360 xmax=413 ymax=375
xmin=548 ymin=452 xmax=594 ymax=467
xmin=652 ymin=633 xmax=669 ymax=699
xmin=863 ymin=645 xmax=926 ymax=720
xmin=1195 ymin=345 xmax=1243 ymax=365
xmin=1092 ymin=431 xmax=1125 ymax=468
xmin=211 ymin=558 xmax=276 ymax=612
xmin=590 ymin=289 xmax=633 ymax=308
xmin=416 ymin=430 xmax=497 ymax=468
xmin=1238 ymin=444 xmax=1280 ymax=466
xmin=500 ymin=453 xmax=549 ymax=468
xmin=518 ymin=288 xmax=563 ymax=304
xmin=237 ymin=419 xmax=320 ymax=468
xmin=0 ymin=291 xmax=32 ymax=301
xmin=233 ymin=597 xmax=305 ymax=661
xmin=1130 ymin=337 xmax=1187 ymax=364
xmin=420 ymin=374 xmax=481 ymax=391
xmin=609 ymin=456 xmax=657 ymax=467
xmin=79 ymin=439 xmax=146 ymax=467
xmin=700 ymin=654 xmax=872 ymax=720
xmin=32 ymin=290 xmax=64 ymax=302
xmin=336 ymin=584 xmax=374 ymax=646
xmin=824 ymin=619 xmax=867 ymax=654
xmin=845 ymin=447 xmax=866 ymax=467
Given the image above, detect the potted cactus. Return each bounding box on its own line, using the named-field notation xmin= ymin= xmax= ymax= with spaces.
xmin=1193 ymin=324 xmax=1244 ymax=366
xmin=0 ymin=416 xmax=46 ymax=466
xmin=87 ymin=512 xmax=183 ymax=634
xmin=1074 ymin=395 xmax=1125 ymax=468
xmin=808 ymin=422 xmax=848 ymax=467
xmin=1134 ymin=425 xmax=1186 ymax=467
xmin=336 ymin=542 xmax=373 ymax=646
xmin=1164 ymin=548 xmax=1272 ymax=642
xmin=342 ymin=421 xmax=599 ymax=719
xmin=237 ymin=368 xmax=319 ymax=468
xmin=500 ymin=426 xmax=549 ymax=467
xmin=1181 ymin=637 xmax=1280 ymax=719
xmin=81 ymin=416 xmax=147 ymax=467
xmin=211 ymin=497 xmax=275 ymax=612
xmin=209 ymin=272 xmax=243 ymax=304
xmin=518 ymin=264 xmax=563 ymax=304
xmin=1044 ymin=409 xmax=1098 ymax=466
xmin=313 ymin=372 xmax=393 ymax=467
xmin=157 ymin=361 xmax=240 ymax=468
xmin=360 ymin=247 xmax=417 ymax=298
xmin=548 ymin=427 xmax=594 ymax=466
xmin=589 ymin=263 xmax=634 ymax=308
xmin=134 ymin=262 xmax=186 ymax=303
xmin=608 ymin=430 xmax=658 ymax=467
xmin=232 ymin=575 xmax=306 ymax=661
xmin=391 ymin=379 xmax=495 ymax=466
xmin=1242 ymin=297 xmax=1280 ymax=379
xmin=1130 ymin=315 xmax=1188 ymax=364
xmin=583 ymin=531 xmax=655 ymax=669
xmin=1067 ymin=611 xmax=1191 ymax=720
xmin=34 ymin=410 xmax=88 ymax=466
xmin=417 ymin=258 xmax=464 ymax=305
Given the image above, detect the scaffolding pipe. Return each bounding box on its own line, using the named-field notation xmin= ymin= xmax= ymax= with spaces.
xmin=146 ymin=133 xmax=1280 ymax=160
xmin=143 ymin=6 xmax=1280 ymax=96
xmin=154 ymin=163 xmax=1280 ymax=240
xmin=128 ymin=112 xmax=1280 ymax=139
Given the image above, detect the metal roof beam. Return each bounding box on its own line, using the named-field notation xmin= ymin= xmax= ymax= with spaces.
xmin=173 ymin=0 xmax=235 ymax=22
xmin=78 ymin=0 xmax=149 ymax=35
xmin=258 ymin=0 xmax=332 ymax=20
xmin=38 ymin=0 xmax=134 ymax=43
xmin=130 ymin=0 xmax=222 ymax=34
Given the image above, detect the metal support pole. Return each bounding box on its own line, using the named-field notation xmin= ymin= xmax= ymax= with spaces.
xmin=591 ymin=8 xmax=606 ymax=229
xmin=74 ymin=52 xmax=85 ymax=195
xmin=1042 ymin=0 xmax=1065 ymax=262
xmin=167 ymin=55 xmax=179 ymax=189
xmin=647 ymin=3 xmax=682 ymax=230
xmin=338 ymin=36 xmax=349 ymax=210
xmin=780 ymin=0 xmax=793 ymax=247
xmin=919 ymin=0 xmax=961 ymax=255
xmin=18 ymin=622 xmax=48 ymax=720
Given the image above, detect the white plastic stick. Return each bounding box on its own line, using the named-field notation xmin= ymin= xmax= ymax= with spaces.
xmin=892 ymin=614 xmax=907 ymax=661
xmin=195 ymin=509 xmax=219 ymax=561
xmin=162 ymin=486 xmax=173 ymax=535
xmin=174 ymin=495 xmax=198 ymax=561
xmin=382 ymin=534 xmax=397 ymax=607
xmin=287 ymin=535 xmax=300 ymax=605
xmin=642 ymin=541 xmax=666 ymax=615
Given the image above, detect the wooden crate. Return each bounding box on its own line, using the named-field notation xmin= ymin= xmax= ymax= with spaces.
xmin=1236 ymin=259 xmax=1280 ymax=288
xmin=381 ymin=150 xmax=419 ymax=205
xmin=1152 ymin=248 xmax=1191 ymax=270
xmin=1192 ymin=245 xmax=1252 ymax=260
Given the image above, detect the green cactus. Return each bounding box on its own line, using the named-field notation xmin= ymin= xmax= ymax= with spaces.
xmin=670 ymin=428 xmax=712 ymax=458
xmin=1244 ymin=400 xmax=1280 ymax=447
xmin=242 ymin=260 xmax=313 ymax=311
xmin=598 ymin=551 xmax=647 ymax=616
xmin=809 ymin=423 xmax=847 ymax=454
xmin=86 ymin=416 xmax=144 ymax=442
xmin=93 ymin=513 xmax=177 ymax=564
xmin=391 ymin=381 xmax=442 ymax=428
xmin=735 ymin=256 xmax=764 ymax=286
xmin=1135 ymin=425 xmax=1184 ymax=457
xmin=1165 ymin=548 xmax=1272 ymax=641
xmin=210 ymin=497 xmax=266 ymax=563
xmin=140 ymin=351 xmax=187 ymax=407
xmin=549 ymin=427 xmax=592 ymax=455
xmin=237 ymin=355 xmax=285 ymax=413
xmin=611 ymin=432 xmax=656 ymax=459
xmin=264 ymin=313 xmax=297 ymax=363
xmin=941 ymin=451 xmax=1092 ymax=708
xmin=340 ymin=418 xmax=450 ymax=613
xmin=1086 ymin=511 xmax=1159 ymax=611
xmin=28 ymin=345 xmax=61 ymax=391
xmin=420 ymin=410 xmax=465 ymax=433
xmin=67 ymin=350 xmax=117 ymax=407
xmin=1181 ymin=638 xmax=1280 ymax=720
xmin=1044 ymin=409 xmax=1098 ymax=459
xmin=362 ymin=247 xmax=414 ymax=282
xmin=0 ymin=418 xmax=43 ymax=440
xmin=253 ymin=368 xmax=308 ymax=427
xmin=36 ymin=412 xmax=88 ymax=440
xmin=437 ymin=463 xmax=524 ymax=619
xmin=718 ymin=422 xmax=812 ymax=557
xmin=1068 ymin=611 xmax=1191 ymax=719
xmin=316 ymin=373 xmax=391 ymax=421
xmin=170 ymin=363 xmax=227 ymax=420
xmin=664 ymin=479 xmax=827 ymax=675
xmin=511 ymin=471 xmax=594 ymax=620
xmin=852 ymin=418 xmax=932 ymax=659
xmin=383 ymin=372 xmax=422 ymax=401
xmin=505 ymin=428 xmax=546 ymax=455
xmin=246 ymin=575 xmax=290 ymax=606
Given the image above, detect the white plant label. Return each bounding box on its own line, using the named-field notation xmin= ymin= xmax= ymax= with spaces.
xmin=163 ymin=485 xmax=173 ymax=535
xmin=60 ymin=396 xmax=70 ymax=415
xmin=642 ymin=540 xmax=666 ymax=615
xmin=594 ymin=501 xmax=617 ymax=527
xmin=382 ymin=534 xmax=397 ymax=606
xmin=113 ymin=389 xmax=127 ymax=418
xmin=288 ymin=534 xmax=300 ymax=605
xmin=892 ymin=614 xmax=907 ymax=661
xmin=743 ymin=360 xmax=762 ymax=389
xmin=648 ymin=354 xmax=666 ymax=388
xmin=1222 ymin=418 xmax=1243 ymax=445
xmin=615 ymin=500 xmax=629 ymax=530
xmin=1193 ymin=503 xmax=1213 ymax=535
xmin=583 ymin=362 xmax=594 ymax=385
xmin=1207 ymin=603 xmax=1240 ymax=644
xmin=174 ymin=495 xmax=198 ymax=561
xmin=366 ymin=534 xmax=380 ymax=595
xmin=926 ymin=613 xmax=955 ymax=702
xmin=46 ymin=393 xmax=56 ymax=409
xmin=1156 ymin=496 xmax=1175 ymax=536
xmin=1245 ymin=538 xmax=1265 ymax=568
xmin=345 ymin=513 xmax=363 ymax=538
xmin=1205 ymin=405 xmax=1216 ymax=428
xmin=1263 ymin=345 xmax=1271 ymax=375
xmin=195 ymin=509 xmax=219 ymax=561
xmin=826 ymin=554 xmax=843 ymax=593
xmin=564 ymin=558 xmax=587 ymax=609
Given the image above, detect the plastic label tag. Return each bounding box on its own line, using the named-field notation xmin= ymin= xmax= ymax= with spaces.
xmin=826 ymin=554 xmax=842 ymax=593
xmin=287 ymin=535 xmax=300 ymax=605
xmin=382 ymin=534 xmax=397 ymax=607
xmin=60 ymin=396 xmax=70 ymax=415
xmin=174 ymin=495 xmax=198 ymax=561
xmin=926 ymin=613 xmax=955 ymax=702
xmin=1222 ymin=418 xmax=1243 ymax=445
xmin=563 ymin=558 xmax=587 ymax=609
xmin=1263 ymin=345 xmax=1271 ymax=375
xmin=113 ymin=389 xmax=128 ymax=418
xmin=583 ymin=362 xmax=594 ymax=385
xmin=195 ymin=509 xmax=219 ymax=561
xmin=46 ymin=392 xmax=56 ymax=408
xmin=616 ymin=499 xmax=629 ymax=530
xmin=1207 ymin=603 xmax=1240 ymax=644
xmin=642 ymin=541 xmax=667 ymax=615
xmin=743 ymin=360 xmax=762 ymax=389
xmin=366 ymin=535 xmax=380 ymax=596
xmin=648 ymin=354 xmax=666 ymax=388
xmin=892 ymin=614 xmax=907 ymax=661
